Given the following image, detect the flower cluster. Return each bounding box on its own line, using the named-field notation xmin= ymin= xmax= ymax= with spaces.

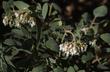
xmin=3 ymin=11 xmax=36 ymax=27
xmin=59 ymin=41 xmax=87 ymax=57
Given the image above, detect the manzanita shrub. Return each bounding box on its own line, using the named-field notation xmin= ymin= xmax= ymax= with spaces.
xmin=0 ymin=0 xmax=110 ymax=72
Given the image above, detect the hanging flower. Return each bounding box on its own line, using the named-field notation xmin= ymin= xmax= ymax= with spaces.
xmin=3 ymin=16 xmax=9 ymax=26
xmin=59 ymin=41 xmax=87 ymax=57
xmin=2 ymin=11 xmax=36 ymax=27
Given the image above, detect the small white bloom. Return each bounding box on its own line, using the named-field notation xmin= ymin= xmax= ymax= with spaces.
xmin=14 ymin=12 xmax=19 ymax=17
xmin=66 ymin=51 xmax=69 ymax=57
xmin=15 ymin=20 xmax=20 ymax=27
xmin=19 ymin=14 xmax=24 ymax=21
xmin=59 ymin=44 xmax=63 ymax=51
xmin=59 ymin=41 xmax=87 ymax=57
xmin=28 ymin=17 xmax=36 ymax=27
xmin=3 ymin=16 xmax=8 ymax=26
xmin=30 ymin=21 xmax=36 ymax=27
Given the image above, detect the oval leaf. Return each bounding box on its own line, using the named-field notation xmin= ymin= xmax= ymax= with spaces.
xmin=74 ymin=65 xmax=79 ymax=71
xmin=4 ymin=39 xmax=15 ymax=46
xmin=11 ymin=29 xmax=24 ymax=37
xmin=67 ymin=66 xmax=75 ymax=72
xmin=93 ymin=5 xmax=108 ymax=17
xmin=81 ymin=52 xmax=94 ymax=63
xmin=52 ymin=3 xmax=61 ymax=12
xmin=53 ymin=66 xmax=64 ymax=72
xmin=106 ymin=48 xmax=110 ymax=53
xmin=46 ymin=38 xmax=59 ymax=52
xmin=32 ymin=65 xmax=44 ymax=72
xmin=100 ymin=33 xmax=110 ymax=45
xmin=42 ymin=3 xmax=48 ymax=20
xmin=14 ymin=1 xmax=29 ymax=10
xmin=5 ymin=56 xmax=15 ymax=68
xmin=78 ymin=70 xmax=85 ymax=72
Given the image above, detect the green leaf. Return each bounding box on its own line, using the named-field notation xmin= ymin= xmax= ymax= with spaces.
xmin=92 ymin=24 xmax=99 ymax=34
xmin=100 ymin=33 xmax=110 ymax=45
xmin=81 ymin=52 xmax=94 ymax=63
xmin=78 ymin=19 xmax=84 ymax=28
xmin=46 ymin=38 xmax=59 ymax=52
xmin=11 ymin=47 xmax=19 ymax=57
xmin=19 ymin=49 xmax=32 ymax=54
xmin=2 ymin=0 xmax=12 ymax=13
xmin=42 ymin=3 xmax=48 ymax=20
xmin=86 ymin=28 xmax=94 ymax=36
xmin=0 ymin=59 xmax=7 ymax=72
xmin=21 ymin=27 xmax=31 ymax=39
xmin=36 ymin=3 xmax=41 ymax=11
xmin=32 ymin=65 xmax=44 ymax=72
xmin=97 ymin=64 xmax=109 ymax=70
xmin=50 ymin=19 xmax=62 ymax=31
xmin=2 ymin=1 xmax=8 ymax=12
xmin=42 ymin=0 xmax=49 ymax=2
xmin=52 ymin=3 xmax=61 ymax=12
xmin=82 ymin=13 xmax=89 ymax=23
xmin=14 ymin=40 xmax=22 ymax=46
xmin=106 ymin=48 xmax=110 ymax=53
xmin=78 ymin=70 xmax=85 ymax=72
xmin=81 ymin=55 xmax=87 ymax=63
xmin=93 ymin=5 xmax=108 ymax=17
xmin=52 ymin=11 xmax=58 ymax=15
xmin=74 ymin=65 xmax=79 ymax=71
xmin=5 ymin=56 xmax=15 ymax=68
xmin=14 ymin=1 xmax=29 ymax=10
xmin=53 ymin=66 xmax=64 ymax=72
xmin=67 ymin=66 xmax=75 ymax=72
xmin=11 ymin=29 xmax=24 ymax=37
xmin=4 ymin=39 xmax=15 ymax=46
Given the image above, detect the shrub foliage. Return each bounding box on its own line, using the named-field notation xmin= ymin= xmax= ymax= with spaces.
xmin=0 ymin=0 xmax=110 ymax=72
